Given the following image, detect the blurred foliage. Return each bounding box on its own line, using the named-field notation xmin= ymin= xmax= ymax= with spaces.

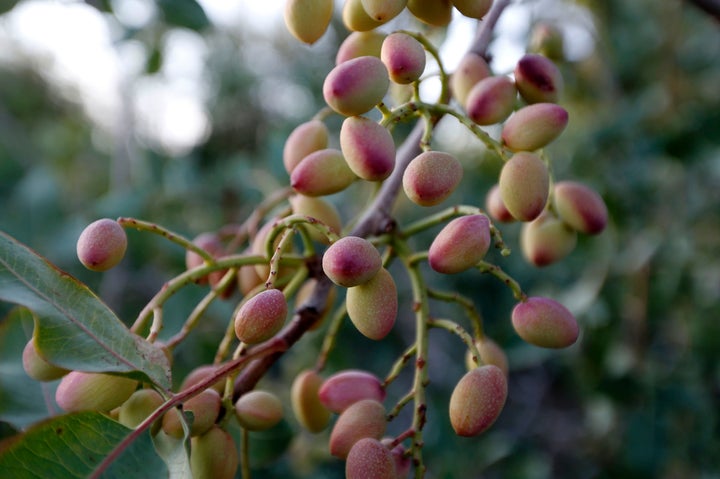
xmin=0 ymin=0 xmax=719 ymax=478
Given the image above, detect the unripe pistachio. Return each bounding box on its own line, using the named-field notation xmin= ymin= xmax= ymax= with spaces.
xmin=162 ymin=388 xmax=222 ymax=438
xmin=76 ymin=218 xmax=127 ymax=272
xmin=291 ymin=148 xmax=357 ymax=197
xmin=514 ymin=53 xmax=564 ymax=104
xmin=451 ymin=52 xmax=491 ymax=106
xmin=238 ymin=252 xmax=264 ymax=296
xmin=520 ymin=212 xmax=577 ymax=266
xmin=403 ymin=150 xmax=463 ymax=207
xmin=452 ymin=0 xmax=493 ymax=18
xmin=291 ymin=370 xmax=331 ymax=433
xmin=382 ymin=437 xmax=412 ymax=478
xmin=465 ymin=75 xmax=517 ymax=125
xmin=502 ymin=103 xmax=569 ymax=151
xmin=553 ymin=181 xmax=608 ymax=235
xmin=22 ymin=339 xmax=69 ymax=381
xmin=251 ymin=220 xmax=294 ymax=279
xmin=343 ymin=0 xmax=383 ymax=32
xmin=498 ymin=152 xmax=549 ymax=221
xmin=283 ymin=120 xmax=329 ymax=175
xmin=346 ymin=438 xmax=397 ymax=479
xmin=329 ymin=399 xmax=387 ymax=459
xmin=428 ymin=214 xmax=491 ymax=274
xmin=234 ymin=289 xmax=288 ymax=344
xmin=464 ymin=337 xmax=509 ymax=376
xmin=290 ymin=194 xmax=342 ymax=244
xmin=180 ymin=364 xmax=225 ymax=394
xmin=407 ymin=0 xmax=453 ymax=26
xmin=318 ymin=369 xmax=386 ymax=413
xmin=190 ymin=426 xmax=239 ymax=479
xmin=381 ymin=32 xmax=426 ymax=85
xmin=235 ymin=390 xmax=284 ymax=431
xmin=529 ymin=23 xmax=565 ymax=61
xmin=322 ymin=236 xmax=382 ymax=287
xmin=284 ymin=0 xmax=333 ymax=45
xmin=485 ymin=183 xmax=515 ymax=223
xmin=361 ymin=0 xmax=407 ymax=23
xmin=336 ymin=31 xmax=386 ymax=65
xmin=449 ymin=365 xmax=507 ymax=437
xmin=346 ymin=267 xmax=398 ymax=340
xmin=340 ymin=116 xmax=396 ymax=181
xmin=118 ymin=388 xmax=164 ymax=429
xmin=56 ymin=371 xmax=138 ymax=412
xmin=323 ymin=56 xmax=390 ymax=116
xmin=511 ymin=296 xmax=579 ymax=348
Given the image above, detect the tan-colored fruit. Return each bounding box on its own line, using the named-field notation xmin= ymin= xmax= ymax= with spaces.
xmin=346 ymin=438 xmax=397 ymax=479
xmin=76 ymin=218 xmax=127 ymax=272
xmin=346 ymin=268 xmax=397 ymax=340
xmin=552 ymin=181 xmax=608 ymax=235
xmin=452 ymin=0 xmax=493 ymax=18
xmin=498 ymin=152 xmax=549 ymax=221
xmin=464 ymin=337 xmax=509 ymax=376
xmin=318 ymin=370 xmax=386 ymax=413
xmin=501 ymin=103 xmax=568 ymax=151
xmin=451 ymin=52 xmax=491 ymax=106
xmin=428 ymin=214 xmax=491 ymax=274
xmin=340 ymin=116 xmax=396 ymax=181
xmin=381 ymin=32 xmax=427 ymax=84
xmin=336 ymin=31 xmax=386 ymax=65
xmin=283 ymin=120 xmax=329 ymax=175
xmin=465 ymin=75 xmax=517 ymax=125
xmin=485 ymin=183 xmax=515 ymax=223
xmin=162 ymin=388 xmax=222 ymax=438
xmin=514 ymin=53 xmax=564 ymax=104
xmin=290 ymin=194 xmax=343 ymax=244
xmin=511 ymin=296 xmax=579 ymax=348
xmin=361 ymin=0 xmax=407 ymax=22
xmin=343 ymin=0 xmax=384 ymax=32
xmin=179 ymin=364 xmax=225 ymax=394
xmin=403 ymin=150 xmax=463 ymax=206
xmin=323 ymin=56 xmax=390 ymax=116
xmin=322 ymin=236 xmax=382 ymax=287
xmin=22 ymin=339 xmax=69 ymax=381
xmin=407 ymin=0 xmax=453 ymax=26
xmin=449 ymin=365 xmax=507 ymax=436
xmin=291 ymin=370 xmax=331 ymax=433
xmin=190 ymin=426 xmax=239 ymax=479
xmin=520 ymin=212 xmax=577 ymax=266
xmin=235 ymin=390 xmax=284 ymax=431
xmin=329 ymin=399 xmax=387 ymax=459
xmin=284 ymin=0 xmax=333 ymax=45
xmin=234 ymin=289 xmax=288 ymax=344
xmin=118 ymin=388 xmax=164 ymax=429
xmin=56 ymin=371 xmax=138 ymax=412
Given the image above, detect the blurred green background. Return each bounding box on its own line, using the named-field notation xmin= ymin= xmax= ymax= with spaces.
xmin=0 ymin=0 xmax=718 ymax=478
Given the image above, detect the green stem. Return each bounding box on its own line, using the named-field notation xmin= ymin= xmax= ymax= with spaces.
xmin=476 ymin=261 xmax=527 ymax=301
xmin=384 ymin=343 xmax=417 ymax=388
xmin=117 ymin=217 xmax=214 ymax=263
xmin=427 ymin=288 xmax=484 ymax=339
xmin=427 ymin=318 xmax=481 ymax=366
xmin=315 ymin=302 xmax=348 ymax=372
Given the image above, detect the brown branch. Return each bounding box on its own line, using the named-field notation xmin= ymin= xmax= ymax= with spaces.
xmin=686 ymin=0 xmax=720 ymax=22
xmin=233 ymin=0 xmax=513 ymax=401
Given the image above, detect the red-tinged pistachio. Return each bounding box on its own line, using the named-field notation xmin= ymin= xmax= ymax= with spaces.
xmin=234 ymin=289 xmax=288 ymax=344
xmin=403 ymin=150 xmax=463 ymax=207
xmin=520 ymin=212 xmax=577 ymax=266
xmin=428 ymin=214 xmax=491 ymax=274
xmin=382 ymin=437 xmax=412 ymax=478
xmin=118 ymin=388 xmax=164 ymax=429
xmin=318 ymin=369 xmax=386 ymax=413
xmin=284 ymin=0 xmax=333 ymax=45
xmin=553 ymin=181 xmax=608 ymax=235
xmin=452 ymin=0 xmax=493 ymax=18
xmin=323 ymin=56 xmax=389 ymax=116
xmin=322 ymin=236 xmax=382 ymax=288
xmin=291 ymin=370 xmax=331 ymax=433
xmin=185 ymin=232 xmax=229 ymax=289
xmin=190 ymin=426 xmax=239 ymax=479
xmin=465 ymin=337 xmax=510 ymax=376
xmin=336 ymin=31 xmax=386 ymax=64
xmin=56 ymin=371 xmax=138 ymax=412
xmin=451 ymin=52 xmax=492 ymax=106
xmin=343 ymin=0 xmax=384 ymax=32
xmin=180 ymin=364 xmax=225 ymax=394
xmin=465 ymin=75 xmax=517 ymax=125
xmin=235 ymin=390 xmax=284 ymax=431
xmin=514 ymin=53 xmax=564 ymax=104
xmin=346 ymin=438 xmax=397 ymax=479
xmin=449 ymin=365 xmax=507 ymax=437
xmin=498 ymin=152 xmax=549 ymax=221
xmin=340 ymin=116 xmax=396 ymax=181
xmin=511 ymin=296 xmax=579 ymax=348
xmin=346 ymin=268 xmax=398 ymax=340
xmin=361 ymin=0 xmax=407 ymax=22
xmin=381 ymin=32 xmax=426 ymax=84
xmin=329 ymin=399 xmax=387 ymax=459
xmin=407 ymin=0 xmax=453 ymax=26
xmin=485 ymin=183 xmax=515 ymax=223
xmin=290 ymin=194 xmax=342 ymax=244
xmin=76 ymin=218 xmax=127 ymax=272
xmin=283 ymin=120 xmax=329 ymax=175
xmin=502 ymin=103 xmax=569 ymax=152
xmin=22 ymin=339 xmax=69 ymax=381
xmin=291 ymin=148 xmax=357 ymax=197
xmin=162 ymin=388 xmax=222 ymax=438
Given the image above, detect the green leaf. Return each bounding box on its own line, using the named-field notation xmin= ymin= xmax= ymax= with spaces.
xmin=157 ymin=0 xmax=210 ymax=31
xmin=0 ymin=308 xmax=56 ymax=430
xmin=0 ymin=411 xmax=168 ymax=479
xmin=153 ymin=430 xmax=192 ymax=479
xmin=0 ymin=231 xmax=171 ymax=389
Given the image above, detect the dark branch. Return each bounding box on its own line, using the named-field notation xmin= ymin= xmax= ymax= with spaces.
xmin=686 ymin=0 xmax=720 ymax=22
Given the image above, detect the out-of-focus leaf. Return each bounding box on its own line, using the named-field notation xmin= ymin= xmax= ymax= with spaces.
xmin=0 ymin=231 xmax=171 ymax=389
xmin=0 ymin=307 xmax=57 ymax=430
xmin=157 ymin=0 xmax=209 ymax=31
xmin=0 ymin=0 xmax=19 ymax=15
xmin=153 ymin=430 xmax=192 ymax=479
xmin=0 ymin=411 xmax=168 ymax=479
